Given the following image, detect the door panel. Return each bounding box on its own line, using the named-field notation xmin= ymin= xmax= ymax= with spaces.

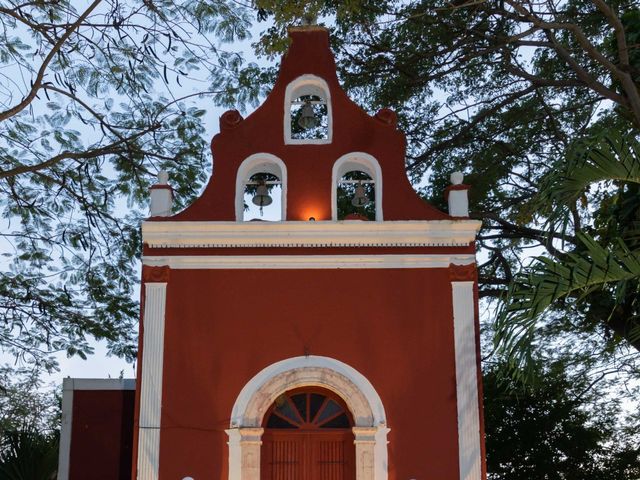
xmin=261 ymin=389 xmax=355 ymax=480
xmin=312 ymin=435 xmax=350 ymax=480
xmin=262 ymin=433 xmax=304 ymax=480
xmin=262 ymin=431 xmax=353 ymax=480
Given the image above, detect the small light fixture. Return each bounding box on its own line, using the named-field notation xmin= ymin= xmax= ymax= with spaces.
xmin=351 ymin=181 xmax=370 ymax=207
xmin=252 ymin=181 xmax=272 ymax=215
xmin=308 ymin=216 xmax=316 ymax=221
xmin=298 ymin=99 xmax=318 ymax=130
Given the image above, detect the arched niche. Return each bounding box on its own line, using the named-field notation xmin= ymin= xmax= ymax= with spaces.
xmin=235 ymin=153 xmax=287 ymax=221
xmin=284 ymin=74 xmax=333 ymax=145
xmin=332 ymin=153 xmax=383 ymax=221
xmin=226 ymin=355 xmax=389 ymax=480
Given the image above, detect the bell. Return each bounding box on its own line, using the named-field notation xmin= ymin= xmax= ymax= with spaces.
xmin=351 ymin=182 xmax=370 ymax=207
xmin=297 ymin=100 xmax=318 ymax=129
xmin=252 ymin=182 xmax=272 ymax=209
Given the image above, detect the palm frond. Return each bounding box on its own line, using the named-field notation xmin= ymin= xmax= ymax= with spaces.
xmin=534 ymin=131 xmax=640 ymax=224
xmin=0 ymin=430 xmax=58 ymax=480
xmin=495 ymin=232 xmax=640 ymax=376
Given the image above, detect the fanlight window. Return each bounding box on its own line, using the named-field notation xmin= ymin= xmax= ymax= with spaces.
xmin=243 ymin=173 xmax=282 ymax=221
xmin=264 ymin=390 xmax=353 ymax=430
xmin=336 ymin=171 xmax=375 ymax=221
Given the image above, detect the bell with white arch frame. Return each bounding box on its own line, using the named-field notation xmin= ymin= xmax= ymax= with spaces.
xmin=297 ymin=98 xmax=319 ymax=129
xmin=351 ymin=181 xmax=370 ymax=207
xmin=252 ymin=181 xmax=273 ymax=214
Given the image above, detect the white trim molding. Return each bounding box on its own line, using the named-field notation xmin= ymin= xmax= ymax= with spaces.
xmin=143 ymin=253 xmax=476 ymax=270
xmin=137 ymin=282 xmax=168 ymax=480
xmin=228 ymin=356 xmax=389 ymax=480
xmin=142 ymin=220 xmax=481 ymax=249
xmin=62 ymin=378 xmax=136 ymax=390
xmin=332 ymin=152 xmax=383 ymax=221
xmin=57 ymin=380 xmax=74 ymax=480
xmin=284 ymin=74 xmax=333 ymax=145
xmin=235 ymin=153 xmax=287 ymax=221
xmin=452 ymin=281 xmax=482 ymax=480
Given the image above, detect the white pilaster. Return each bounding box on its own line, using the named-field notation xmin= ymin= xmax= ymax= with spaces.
xmin=352 ymin=425 xmax=389 ymax=480
xmin=137 ymin=282 xmax=168 ymax=480
xmin=57 ymin=378 xmax=74 ymax=480
xmin=452 ymin=281 xmax=482 ymax=480
xmin=353 ymin=427 xmax=376 ymax=480
xmin=226 ymin=427 xmax=264 ymax=480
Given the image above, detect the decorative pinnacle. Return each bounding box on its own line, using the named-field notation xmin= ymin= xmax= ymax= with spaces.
xmin=450 ymin=171 xmax=464 ymax=185
xmin=157 ymin=170 xmax=169 ymax=184
xmin=301 ymin=12 xmax=318 ymax=26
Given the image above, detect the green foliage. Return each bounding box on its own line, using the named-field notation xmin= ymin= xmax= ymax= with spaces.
xmin=497 ymin=131 xmax=640 ymax=375
xmin=247 ymin=1 xmax=640 ymax=380
xmin=0 ymin=0 xmax=256 ymax=370
xmin=496 ymin=232 xmax=640 ymax=373
xmin=535 ymin=131 xmax=640 ymax=229
xmin=0 ymin=430 xmax=58 ymax=480
xmin=484 ymin=361 xmax=640 ymax=479
xmin=0 ymin=367 xmax=60 ymax=434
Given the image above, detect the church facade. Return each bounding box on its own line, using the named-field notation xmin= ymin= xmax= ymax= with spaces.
xmin=58 ymin=25 xmax=485 ymax=480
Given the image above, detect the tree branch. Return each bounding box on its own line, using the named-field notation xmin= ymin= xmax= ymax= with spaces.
xmin=0 ymin=127 xmax=155 ymax=180
xmin=0 ymin=0 xmax=102 ymax=123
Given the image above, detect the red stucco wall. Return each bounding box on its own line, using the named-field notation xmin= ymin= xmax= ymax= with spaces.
xmin=69 ymin=390 xmax=135 ymax=480
xmin=153 ymin=267 xmax=460 ymax=479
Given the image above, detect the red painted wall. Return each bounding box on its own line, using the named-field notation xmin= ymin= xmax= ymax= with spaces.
xmin=133 ymin=25 xmax=486 ymax=480
xmin=154 ymin=267 xmax=460 ymax=480
xmin=156 ymin=27 xmax=448 ymax=223
xmin=69 ymin=390 xmax=135 ymax=480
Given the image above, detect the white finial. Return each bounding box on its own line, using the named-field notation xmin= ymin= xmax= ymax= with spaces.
xmin=301 ymin=12 xmax=317 ymax=25
xmin=450 ymin=171 xmax=464 ymax=185
xmin=149 ymin=171 xmax=173 ymax=217
xmin=448 ymin=171 xmax=469 ymax=217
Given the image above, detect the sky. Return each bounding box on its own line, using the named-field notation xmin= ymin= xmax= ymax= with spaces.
xmin=1 ymin=8 xmax=279 ymax=387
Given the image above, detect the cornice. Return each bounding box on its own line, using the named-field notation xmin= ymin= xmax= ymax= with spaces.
xmin=141 ymin=220 xmax=481 ymax=249
xmin=142 ymin=253 xmax=476 ymax=270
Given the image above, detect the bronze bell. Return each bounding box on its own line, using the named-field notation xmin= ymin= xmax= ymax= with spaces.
xmin=252 ymin=182 xmax=272 ymax=208
xmin=297 ymin=99 xmax=318 ymax=129
xmin=351 ymin=182 xmax=370 ymax=207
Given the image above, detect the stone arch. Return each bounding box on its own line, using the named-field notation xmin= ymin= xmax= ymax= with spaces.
xmin=227 ymin=356 xmax=389 ymax=480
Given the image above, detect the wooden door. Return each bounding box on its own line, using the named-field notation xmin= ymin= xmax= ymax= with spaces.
xmin=261 ymin=390 xmax=355 ymax=480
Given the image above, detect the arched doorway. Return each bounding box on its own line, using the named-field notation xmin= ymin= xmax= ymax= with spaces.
xmin=261 ymin=388 xmax=355 ymax=480
xmin=226 ymin=355 xmax=389 ymax=480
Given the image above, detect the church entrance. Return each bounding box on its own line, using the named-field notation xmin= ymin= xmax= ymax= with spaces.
xmin=261 ymin=388 xmax=356 ymax=480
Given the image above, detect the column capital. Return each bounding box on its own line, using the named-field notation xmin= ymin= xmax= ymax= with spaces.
xmin=226 ymin=427 xmax=264 ymax=445
xmin=449 ymin=263 xmax=476 ymax=282
xmin=353 ymin=425 xmax=386 ymax=444
xmin=143 ymin=265 xmax=170 ymax=283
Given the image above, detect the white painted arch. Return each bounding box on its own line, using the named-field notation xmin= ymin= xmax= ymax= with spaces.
xmin=227 ymin=355 xmax=389 ymax=480
xmin=235 ymin=153 xmax=287 ymax=221
xmin=332 ymin=152 xmax=383 ymax=221
xmin=284 ymin=74 xmax=333 ymax=145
